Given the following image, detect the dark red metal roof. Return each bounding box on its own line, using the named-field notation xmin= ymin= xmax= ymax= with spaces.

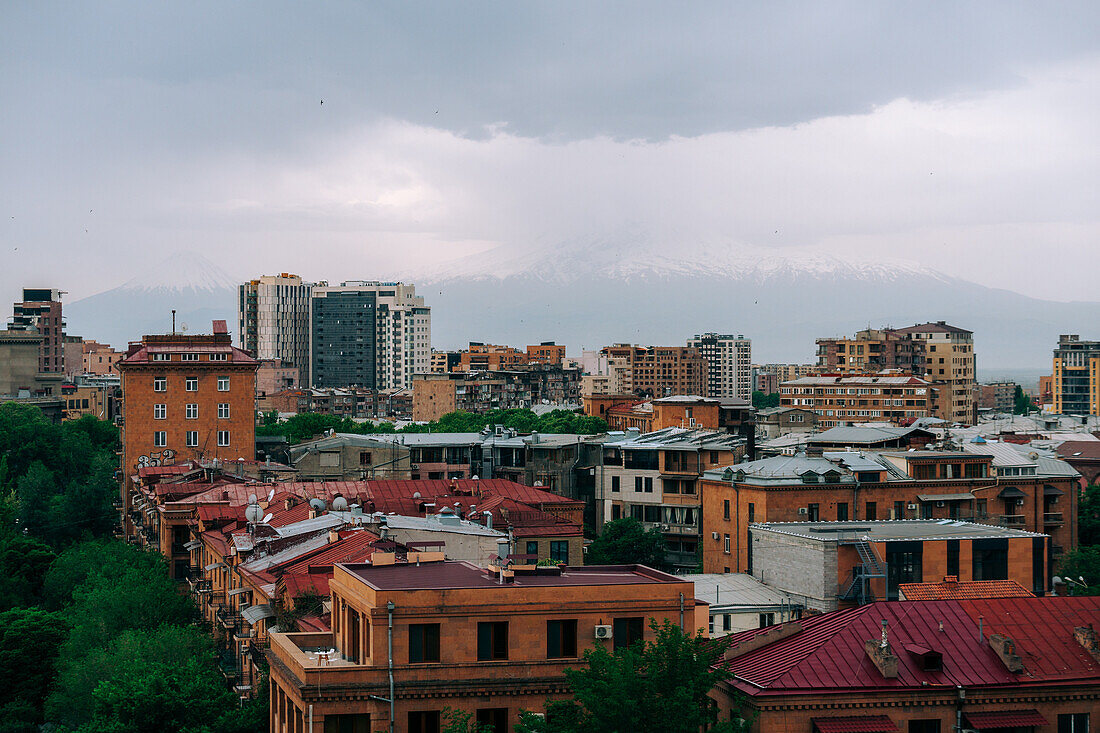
xmin=725 ymin=597 xmax=1100 ymax=696
xmin=963 ymin=710 xmax=1048 ymax=728
xmin=812 ymin=715 xmax=899 ymax=733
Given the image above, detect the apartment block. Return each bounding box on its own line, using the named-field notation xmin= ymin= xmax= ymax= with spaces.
xmin=0 ymin=330 xmax=62 ymax=399
xmin=1053 ymin=335 xmax=1100 ymax=416
xmin=8 ymin=287 xmax=66 ymax=373
xmin=117 ymin=321 xmax=258 ymax=541
xmin=268 ymin=560 xmax=702 ymax=733
xmin=978 ymin=381 xmax=1017 ymax=413
xmin=699 ymin=444 xmax=1079 ymax=576
xmin=588 ymin=344 xmax=707 ymax=398
xmin=310 ymin=282 xmax=430 ymax=390
xmin=411 ymin=365 xmax=581 ymax=421
xmin=81 ymin=339 xmax=123 ymax=375
xmin=815 ymin=328 xmax=923 ymax=374
xmin=239 ymin=274 xmax=313 ymax=380
xmin=780 ymin=373 xmax=933 ymax=428
xmin=687 ymin=333 xmax=751 ymax=400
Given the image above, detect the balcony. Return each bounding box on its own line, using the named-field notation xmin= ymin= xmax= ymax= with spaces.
xmin=998 ymin=514 xmax=1026 ymax=527
xmin=1043 ymin=512 xmax=1064 ymax=526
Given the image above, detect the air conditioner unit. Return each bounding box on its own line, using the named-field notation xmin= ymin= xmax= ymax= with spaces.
xmin=798 ymin=507 xmax=808 ymax=515
xmin=1050 ymin=496 xmax=1059 ymax=504
xmin=410 ymin=463 xmax=419 ymax=470
xmin=659 ymin=524 xmax=670 ymax=531
xmin=594 ymin=625 xmax=613 ymax=639
xmin=711 ymin=532 xmax=720 ymax=540
xmin=1016 ymin=499 xmax=1025 ymax=507
xmin=936 ymin=501 xmax=945 ymax=508
xmin=907 ymin=504 xmax=917 ymax=510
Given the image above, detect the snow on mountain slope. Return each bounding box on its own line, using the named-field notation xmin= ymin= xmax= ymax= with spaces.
xmin=116 ymin=251 xmax=241 ymax=293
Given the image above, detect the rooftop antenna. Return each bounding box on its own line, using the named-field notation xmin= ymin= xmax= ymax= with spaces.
xmin=171 ymin=309 xmax=176 ymax=334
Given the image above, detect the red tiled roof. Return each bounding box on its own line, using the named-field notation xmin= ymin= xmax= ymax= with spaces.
xmin=1055 ymin=441 xmax=1100 ymax=460
xmin=197 ymin=505 xmax=246 ymax=523
xmin=812 ymin=716 xmax=898 ymax=733
xmin=964 ymin=710 xmax=1048 ymax=728
xmin=138 ymin=465 xmax=193 ymax=477
xmin=898 ymin=578 xmax=1033 ymax=601
xmin=725 ymin=597 xmax=1100 ymax=695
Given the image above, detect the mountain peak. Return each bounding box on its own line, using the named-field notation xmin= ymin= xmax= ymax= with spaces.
xmin=119 ymin=250 xmax=240 ymax=293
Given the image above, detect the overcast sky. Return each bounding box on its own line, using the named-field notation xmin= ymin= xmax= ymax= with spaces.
xmin=1 ymin=2 xmax=1097 ymax=301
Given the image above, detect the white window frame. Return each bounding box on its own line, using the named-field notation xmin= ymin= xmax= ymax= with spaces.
xmin=186 ymin=431 xmax=198 ymax=447
xmin=218 ymin=403 xmax=230 ymax=419
xmin=185 ymin=377 xmax=198 ymax=392
xmin=154 ymin=431 xmax=167 ymax=447
xmin=217 ymin=430 xmax=230 ymax=447
xmin=217 ymin=376 xmax=230 ymax=392
xmin=153 ymin=376 xmax=167 ymax=392
xmin=154 ymin=404 xmax=166 ymax=420
xmin=181 ymin=353 xmax=200 ymax=361
xmin=209 ymin=353 xmax=228 ymax=361
xmin=186 ymin=403 xmax=198 ymax=419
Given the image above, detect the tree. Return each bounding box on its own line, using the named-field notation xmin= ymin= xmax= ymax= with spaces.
xmin=585 ymin=518 xmax=667 ymax=568
xmin=516 ymin=619 xmax=751 ymax=733
xmin=441 ymin=709 xmax=495 ymax=733
xmin=0 ymin=531 xmax=56 ymax=610
xmin=42 ymin=539 xmax=167 ymax=610
xmin=1057 ymin=546 xmax=1100 ymax=595
xmin=0 ymin=608 xmax=69 ymax=730
xmin=751 ymin=391 xmax=780 ymax=409
xmin=1013 ymin=385 xmax=1034 ymax=415
xmin=1078 ymin=484 xmax=1100 ymax=547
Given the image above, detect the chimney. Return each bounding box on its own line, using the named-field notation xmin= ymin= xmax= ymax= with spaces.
xmin=1074 ymin=625 xmax=1100 ymax=663
xmin=328 ymin=530 xmax=340 ymax=544
xmin=988 ymin=634 xmax=1024 ymax=673
xmin=806 ymin=445 xmax=824 ymax=458
xmin=864 ymin=620 xmax=898 ymax=678
xmin=943 ymin=575 xmax=958 ymax=585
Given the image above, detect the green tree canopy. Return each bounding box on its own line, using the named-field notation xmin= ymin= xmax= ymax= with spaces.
xmin=1078 ymin=484 xmax=1100 ymax=547
xmin=1012 ymin=385 xmax=1035 ymax=415
xmin=1057 ymin=545 xmax=1100 ymax=595
xmin=0 ymin=530 xmax=56 ymax=611
xmin=585 ymin=518 xmax=667 ymax=568
xmin=751 ymin=391 xmax=780 ymax=409
xmin=0 ymin=607 xmax=69 ymax=731
xmin=517 ymin=619 xmax=750 ymax=733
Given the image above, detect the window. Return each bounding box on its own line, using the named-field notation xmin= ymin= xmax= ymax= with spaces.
xmin=611 ymin=475 xmax=620 ymax=493
xmin=886 ymin=542 xmax=923 ymax=599
xmin=894 ymin=500 xmax=906 ymax=519
xmin=909 ymin=720 xmax=941 ymax=733
xmin=408 ymin=711 xmax=441 ymax=733
xmin=635 ymin=476 xmax=642 ymax=492
xmin=218 ymin=403 xmax=230 ymax=419
xmin=217 ymin=431 xmax=230 ymax=447
xmin=185 ymin=403 xmax=198 ymax=419
xmin=477 ymin=622 xmax=508 ymax=661
xmin=759 ymin=613 xmax=775 ymax=628
xmin=550 ymin=541 xmax=569 ymax=564
xmin=186 ymin=431 xmax=198 ymax=447
xmin=408 ymin=624 xmax=440 ymax=663
xmin=723 ymin=500 xmax=731 ymax=520
xmin=747 ymin=503 xmax=754 ymax=523
xmin=526 ymin=541 xmax=539 ymax=558
xmin=643 ymin=477 xmax=653 ymax=492
xmin=475 ymin=709 xmax=509 ymax=733
xmin=217 ymin=376 xmax=230 ymax=391
xmin=151 ymin=353 xmax=170 ymax=361
xmin=807 ymin=503 xmax=820 ymax=522
xmin=865 ymin=501 xmax=877 ymax=520
xmin=546 ymin=620 xmax=578 ymax=658
xmin=972 ymin=539 xmax=1008 ymax=581
xmin=209 ymin=353 xmax=228 ymax=361
xmin=613 ymin=617 xmax=643 ymax=650
xmin=723 ymin=614 xmax=732 ymax=632
xmin=723 ymin=534 xmax=731 ymax=554
xmin=1058 ymin=713 xmax=1089 ymax=733
xmin=947 ymin=540 xmax=960 ymax=577
xmin=181 ymin=353 xmax=199 ymax=361
xmin=154 ymin=431 xmax=167 ymax=447
xmin=837 ymin=502 xmax=849 ymax=521
xmin=183 ymin=377 xmax=197 ymax=391
xmin=154 ymin=404 xmax=166 ymax=420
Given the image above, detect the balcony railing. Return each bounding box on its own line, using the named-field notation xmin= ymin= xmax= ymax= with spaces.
xmin=1043 ymin=512 xmax=1064 ymax=525
xmin=998 ymin=514 xmax=1026 ymax=527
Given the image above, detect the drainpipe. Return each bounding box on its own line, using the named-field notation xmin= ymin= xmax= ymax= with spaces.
xmin=955 ymin=686 xmax=965 ymax=732
xmin=308 ymin=704 xmax=313 ymax=733
xmin=387 ymin=601 xmax=395 ymax=733
xmin=679 ymin=592 xmax=685 ymax=630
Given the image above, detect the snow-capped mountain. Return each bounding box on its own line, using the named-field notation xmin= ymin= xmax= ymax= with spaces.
xmin=66 ymin=252 xmax=240 ymax=348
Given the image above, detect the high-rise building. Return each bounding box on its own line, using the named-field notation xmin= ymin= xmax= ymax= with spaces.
xmin=1052 ymin=335 xmax=1100 ymax=415
xmin=687 ymin=333 xmax=751 ymax=400
xmin=8 ymin=288 xmax=66 ymax=373
xmin=587 ymin=344 xmax=706 ymax=397
xmin=310 ymin=281 xmax=431 ymax=390
xmin=238 ymin=274 xmax=312 ymax=382
xmin=815 ymin=322 xmax=976 ymax=424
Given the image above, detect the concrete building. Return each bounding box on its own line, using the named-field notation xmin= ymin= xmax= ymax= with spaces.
xmin=238 ymin=274 xmax=313 ymax=381
xmin=310 ymin=281 xmax=430 ymax=390
xmin=8 ymin=287 xmax=66 ymax=373
xmin=755 ymin=407 xmax=820 ymax=439
xmin=411 ymin=365 xmax=581 ymax=421
xmin=747 ymin=519 xmax=1048 ymax=612
xmin=81 ymin=339 xmax=123 ymax=375
xmin=117 ymin=321 xmax=258 ymax=542
xmin=713 ymin=596 xmax=1100 ymax=733
xmin=255 ymin=358 xmax=299 ymax=396
xmin=752 ymin=363 xmax=819 ymax=387
xmin=979 ymin=381 xmax=1017 ymax=412
xmin=0 ymin=330 xmax=61 ymax=398
xmin=815 ymin=328 xmax=924 ymax=375
xmin=267 ymin=561 xmax=704 ymax=733
xmin=1053 ymin=334 xmax=1100 ymax=416
xmin=588 ymin=344 xmax=707 ymax=398
xmin=287 ymin=433 xmax=413 ymax=480
xmin=597 ymin=427 xmax=748 ymax=570
xmin=699 ymin=445 xmax=1080 ymax=575
xmin=687 ymin=333 xmax=752 ymax=400
xmin=690 ymin=573 xmax=803 ymax=636
xmin=780 ymin=372 xmax=933 ymax=428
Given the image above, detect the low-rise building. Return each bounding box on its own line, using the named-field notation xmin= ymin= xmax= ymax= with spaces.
xmin=268 ymin=561 xmax=704 ymax=733
xmin=781 ymin=372 xmax=934 ymax=428
xmin=747 ymin=519 xmax=1048 ymax=612
xmin=81 ymin=339 xmax=124 ymax=375
xmin=712 ymin=596 xmax=1100 ymax=733
xmin=979 ymin=381 xmax=1017 ymax=413
xmin=699 ymin=445 xmax=1079 ymax=575
xmin=806 ymin=425 xmax=935 ymax=450
xmin=690 ymin=573 xmax=803 ymax=636
xmin=897 ymin=575 xmax=1034 ymax=601
xmin=412 ymin=365 xmax=582 ymax=421
xmin=755 ymin=407 xmax=819 ymax=439
xmin=288 ymin=434 xmax=413 ymax=480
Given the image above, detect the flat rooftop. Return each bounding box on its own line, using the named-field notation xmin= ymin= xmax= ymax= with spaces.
xmin=750 ymin=520 xmax=1046 ymax=542
xmin=340 ymin=560 xmax=681 ymax=590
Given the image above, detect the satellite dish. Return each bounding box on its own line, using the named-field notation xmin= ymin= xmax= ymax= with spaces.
xmin=245 ymin=503 xmax=264 ymax=524
xmin=180 ymin=323 xmax=189 ymax=332
xmin=267 ymin=489 xmax=275 ymax=502
xmin=332 ymin=496 xmax=349 ymax=511
xmin=309 ymin=498 xmax=326 ymax=512
xmin=248 ymin=494 xmax=257 ymax=504
xmin=412 ymin=491 xmax=421 ymax=499
xmin=261 ymin=513 xmax=273 ymax=524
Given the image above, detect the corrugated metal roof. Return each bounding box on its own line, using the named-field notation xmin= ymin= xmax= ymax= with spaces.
xmin=898 ymin=579 xmax=1033 ymax=601
xmin=811 ymin=427 xmax=927 ymax=445
xmin=690 ymin=574 xmax=794 ymax=609
xmin=811 ymin=716 xmax=898 ymax=733
xmin=963 ymin=710 xmax=1048 ymax=728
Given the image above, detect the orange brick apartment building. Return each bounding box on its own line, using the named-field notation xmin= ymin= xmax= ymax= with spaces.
xmin=118 ymin=321 xmax=258 ymax=539
xmin=268 ymin=561 xmax=705 ymax=733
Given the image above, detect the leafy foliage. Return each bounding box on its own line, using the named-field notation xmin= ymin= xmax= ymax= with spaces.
xmin=441 ymin=708 xmax=495 ymax=733
xmin=257 ymin=407 xmax=608 ymax=445
xmin=585 ymin=518 xmax=667 ymax=569
xmin=1078 ymin=484 xmax=1100 ymax=548
xmin=1012 ymin=385 xmax=1035 ymax=415
xmin=751 ymin=391 xmax=780 ymax=409
xmin=0 ymin=608 xmax=69 ymax=729
xmin=1058 ymin=545 xmax=1100 ymax=595
xmin=516 ymin=619 xmax=752 ymax=733
xmin=0 ymin=530 xmax=56 ymax=610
